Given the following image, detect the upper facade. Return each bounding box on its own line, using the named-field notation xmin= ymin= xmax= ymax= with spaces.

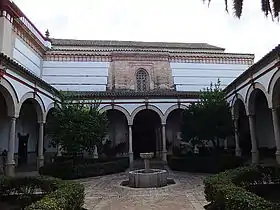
xmin=0 ymin=0 xmax=255 ymax=98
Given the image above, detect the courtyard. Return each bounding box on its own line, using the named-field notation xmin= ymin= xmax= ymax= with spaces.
xmin=79 ymin=170 xmax=208 ymax=210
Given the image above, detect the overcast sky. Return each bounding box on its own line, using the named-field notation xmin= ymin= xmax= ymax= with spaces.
xmin=13 ymin=0 xmax=279 ymax=62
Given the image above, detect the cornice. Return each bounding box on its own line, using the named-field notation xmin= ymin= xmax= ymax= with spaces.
xmin=45 ymin=49 xmax=253 ymax=65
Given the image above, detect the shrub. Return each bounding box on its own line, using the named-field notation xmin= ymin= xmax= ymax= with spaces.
xmin=168 ymin=154 xmax=245 ymax=173
xmin=204 ymin=166 xmax=280 ymax=209
xmin=0 ymin=176 xmax=84 ymax=210
xmin=40 ymin=157 xmax=129 ymax=179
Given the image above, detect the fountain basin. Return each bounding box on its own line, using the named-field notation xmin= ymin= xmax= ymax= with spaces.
xmin=128 ymin=169 xmax=168 ymax=188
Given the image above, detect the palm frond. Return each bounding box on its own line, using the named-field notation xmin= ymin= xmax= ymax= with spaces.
xmin=206 ymin=0 xmax=280 ymax=21
xmin=261 ymin=0 xmax=272 ymax=17
xmin=233 ymin=0 xmax=244 ymax=18
xmin=272 ymin=0 xmax=280 ymax=19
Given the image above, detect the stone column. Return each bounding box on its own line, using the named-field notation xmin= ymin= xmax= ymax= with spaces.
xmin=6 ymin=117 xmax=16 ymax=177
xmin=233 ymin=118 xmax=241 ymax=156
xmin=162 ymin=123 xmax=167 ymax=163
xmin=248 ymin=114 xmax=259 ymax=164
xmin=37 ymin=122 xmax=45 ymax=169
xmin=128 ymin=125 xmax=133 ymax=168
xmin=271 ymin=108 xmax=280 ymax=164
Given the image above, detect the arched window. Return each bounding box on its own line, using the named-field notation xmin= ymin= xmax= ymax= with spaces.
xmin=136 ymin=69 xmax=149 ymax=92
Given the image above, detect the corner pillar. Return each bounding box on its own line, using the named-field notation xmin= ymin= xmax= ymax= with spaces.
xmin=233 ymin=118 xmax=241 ymax=156
xmin=128 ymin=125 xmax=133 ymax=168
xmin=37 ymin=122 xmax=45 ymax=169
xmin=248 ymin=114 xmax=259 ymax=164
xmin=6 ymin=116 xmax=17 ymax=176
xmin=271 ymin=108 xmax=280 ymax=164
xmin=161 ymin=123 xmax=167 ymax=163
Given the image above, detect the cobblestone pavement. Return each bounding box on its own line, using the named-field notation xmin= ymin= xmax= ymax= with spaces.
xmin=78 ymin=170 xmax=209 ymax=210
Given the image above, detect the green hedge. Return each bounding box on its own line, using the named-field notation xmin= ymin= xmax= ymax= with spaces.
xmin=168 ymin=154 xmax=245 ymax=173
xmin=0 ymin=176 xmax=84 ymax=210
xmin=204 ymin=166 xmax=280 ymax=209
xmin=39 ymin=157 xmax=129 ymax=179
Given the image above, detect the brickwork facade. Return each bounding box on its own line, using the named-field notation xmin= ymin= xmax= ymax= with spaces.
xmin=108 ymin=58 xmax=174 ymax=91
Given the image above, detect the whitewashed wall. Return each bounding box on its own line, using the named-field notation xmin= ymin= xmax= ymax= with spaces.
xmin=42 ymin=61 xmax=109 ymax=91
xmin=13 ymin=38 xmax=42 ymax=77
xmin=171 ymin=63 xmax=251 ymax=91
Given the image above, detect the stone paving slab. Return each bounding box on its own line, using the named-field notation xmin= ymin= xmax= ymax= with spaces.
xmin=78 ymin=171 xmax=209 ymax=210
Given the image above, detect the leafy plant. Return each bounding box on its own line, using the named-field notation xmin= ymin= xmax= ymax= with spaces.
xmin=204 ymin=166 xmax=280 ymax=209
xmin=181 ymin=80 xmax=234 ymax=149
xmin=46 ymin=93 xmax=108 ymax=155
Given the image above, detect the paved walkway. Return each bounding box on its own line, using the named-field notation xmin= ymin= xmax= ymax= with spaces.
xmin=78 ymin=171 xmax=209 ymax=210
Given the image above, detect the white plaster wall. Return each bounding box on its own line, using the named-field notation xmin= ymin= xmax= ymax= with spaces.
xmin=42 ymin=61 xmax=109 ymax=91
xmin=171 ymin=63 xmax=251 ymax=91
xmin=13 ymin=38 xmax=42 ymax=76
xmin=4 ymin=70 xmax=56 ymax=117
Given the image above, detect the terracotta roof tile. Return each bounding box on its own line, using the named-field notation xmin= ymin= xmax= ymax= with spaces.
xmin=224 ymin=44 xmax=280 ymax=94
xmin=65 ymin=90 xmax=200 ymax=99
xmin=51 ymin=39 xmax=225 ymax=51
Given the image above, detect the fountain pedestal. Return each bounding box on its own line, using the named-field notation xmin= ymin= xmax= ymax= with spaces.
xmin=128 ymin=152 xmax=168 ymax=188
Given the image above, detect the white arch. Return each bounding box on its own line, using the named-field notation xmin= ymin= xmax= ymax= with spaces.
xmin=163 ymin=104 xmax=188 ymax=124
xmin=99 ymin=104 xmax=131 ymax=124
xmin=246 ymin=82 xmax=272 ymax=115
xmin=0 ymin=78 xmax=18 ymax=117
xmin=130 ymin=104 xmax=164 ymax=125
xmin=17 ymin=92 xmax=45 ymax=122
xmin=268 ymin=68 xmax=280 ymax=107
xmin=231 ymin=93 xmax=246 ymax=118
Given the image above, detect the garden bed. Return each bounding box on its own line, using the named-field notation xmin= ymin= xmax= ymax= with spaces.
xmin=203 ymin=165 xmax=280 ymax=209
xmin=0 ymin=176 xmax=84 ymax=210
xmin=39 ymin=157 xmax=129 ymax=179
xmin=168 ymin=154 xmax=245 ymax=173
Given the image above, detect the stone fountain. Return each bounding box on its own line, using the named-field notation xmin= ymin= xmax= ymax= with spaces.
xmin=128 ymin=152 xmax=168 ymax=188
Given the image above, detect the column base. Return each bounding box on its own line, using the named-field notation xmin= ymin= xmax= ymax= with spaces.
xmin=276 ymin=150 xmax=280 ymax=164
xmin=5 ymin=161 xmax=15 ymax=177
xmin=162 ymin=151 xmax=167 ymax=163
xmin=129 ymin=152 xmax=134 ymax=169
xmin=37 ymin=156 xmax=44 ymax=169
xmin=235 ymin=148 xmax=242 ymax=157
xmin=251 ymin=150 xmax=259 ymax=165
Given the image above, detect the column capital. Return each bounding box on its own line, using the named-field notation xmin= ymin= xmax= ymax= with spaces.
xmin=161 ymin=123 xmax=166 ymax=126
xmin=38 ymin=120 xmax=46 ymax=124
xmin=247 ymin=113 xmax=255 ymax=117
xmin=271 ymin=107 xmax=278 ymax=112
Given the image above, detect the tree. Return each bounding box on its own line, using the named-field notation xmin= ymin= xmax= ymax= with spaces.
xmin=181 ymin=80 xmax=234 ymax=149
xmin=46 ymin=95 xmax=108 ymax=156
xmin=204 ymin=0 xmax=280 ymax=20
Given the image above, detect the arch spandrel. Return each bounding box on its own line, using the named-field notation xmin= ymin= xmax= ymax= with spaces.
xmin=131 ymin=105 xmax=164 ymax=125
xmin=17 ymin=92 xmax=46 ymax=123
xmin=99 ymin=104 xmax=131 ymax=125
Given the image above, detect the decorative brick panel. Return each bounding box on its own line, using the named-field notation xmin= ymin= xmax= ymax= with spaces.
xmin=107 ymin=59 xmax=174 ymax=91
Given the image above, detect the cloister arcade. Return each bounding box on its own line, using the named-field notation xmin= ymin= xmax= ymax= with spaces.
xmin=99 ymin=104 xmax=187 ymax=166
xmin=0 ymin=78 xmax=53 ymax=177
xmin=230 ymin=62 xmax=280 ymax=165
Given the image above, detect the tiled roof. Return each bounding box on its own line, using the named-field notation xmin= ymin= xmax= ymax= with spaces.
xmin=224 ymin=44 xmax=280 ymax=94
xmin=0 ymin=53 xmax=60 ymax=96
xmin=64 ymin=90 xmax=200 ymax=99
xmin=51 ymin=39 xmax=225 ymax=51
